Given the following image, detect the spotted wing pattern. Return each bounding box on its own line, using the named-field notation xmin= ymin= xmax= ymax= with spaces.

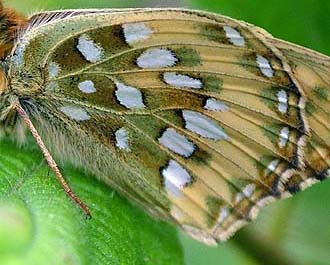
xmin=271 ymin=38 xmax=330 ymax=183
xmin=8 ymin=9 xmax=328 ymax=244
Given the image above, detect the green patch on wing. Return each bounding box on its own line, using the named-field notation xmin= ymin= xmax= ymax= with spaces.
xmin=230 ymin=178 xmax=253 ymax=194
xmin=190 ymin=147 xmax=212 ymax=166
xmin=203 ymin=75 xmax=223 ymax=92
xmin=260 ymin=86 xmax=278 ymax=109
xmin=305 ymin=133 xmax=326 ymax=155
xmin=239 ymin=53 xmax=259 ymax=75
xmin=305 ymin=101 xmax=316 ymax=116
xmin=174 ymin=47 xmax=202 ymax=67
xmin=206 ymin=196 xmax=224 ymax=227
xmin=313 ymin=86 xmax=329 ymax=101
xmin=262 ymin=123 xmax=282 ymax=146
xmin=200 ymin=24 xmax=227 ymax=43
xmin=255 ymin=155 xmax=276 ymax=173
xmin=126 ymin=114 xmax=167 ymax=140
xmin=88 ymin=25 xmax=129 ymax=51
xmin=157 ymin=110 xmax=186 ymax=129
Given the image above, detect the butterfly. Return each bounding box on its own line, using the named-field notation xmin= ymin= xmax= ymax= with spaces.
xmin=0 ymin=2 xmax=329 ymax=246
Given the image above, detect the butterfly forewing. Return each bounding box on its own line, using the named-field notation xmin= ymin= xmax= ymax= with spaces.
xmin=7 ymin=8 xmax=327 ymax=244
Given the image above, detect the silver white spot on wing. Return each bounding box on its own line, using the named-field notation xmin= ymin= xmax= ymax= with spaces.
xmin=234 ymin=193 xmax=244 ymax=203
xmin=182 ymin=110 xmax=228 ymax=140
xmin=235 ymin=184 xmax=255 ymax=203
xmin=48 ymin=62 xmax=60 ymax=78
xmin=162 ymin=160 xmax=192 ymax=197
xmin=223 ymin=26 xmax=245 ymax=47
xmin=122 ymin=22 xmax=153 ymax=44
xmin=59 ymin=105 xmax=90 ymax=121
xmin=163 ymin=72 xmax=202 ymax=89
xmin=76 ymin=34 xmax=103 ymax=63
xmin=115 ymin=128 xmax=130 ymax=151
xmin=256 ymin=55 xmax=274 ymax=77
xmin=159 ymin=128 xmax=195 ymax=157
xmin=115 ymin=81 xmax=145 ymax=109
xmin=205 ymin=98 xmax=229 ymax=112
xmin=266 ymin=159 xmax=280 ymax=175
xmin=277 ymin=90 xmax=288 ymax=114
xmin=242 ymin=184 xmax=256 ymax=197
xmin=279 ymin=127 xmax=290 ymax=148
xmin=78 ymin=80 xmax=96 ymax=94
xmin=137 ymin=48 xmax=177 ymax=69
xmin=217 ymin=206 xmax=229 ymax=225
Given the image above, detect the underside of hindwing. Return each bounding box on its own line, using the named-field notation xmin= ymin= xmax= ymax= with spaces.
xmin=6 ymin=8 xmax=329 ymax=244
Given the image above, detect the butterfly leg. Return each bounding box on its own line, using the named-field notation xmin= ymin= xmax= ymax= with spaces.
xmin=15 ymin=102 xmax=91 ymax=217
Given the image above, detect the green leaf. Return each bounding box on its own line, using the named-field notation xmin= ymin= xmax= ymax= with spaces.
xmin=0 ymin=137 xmax=184 ymax=265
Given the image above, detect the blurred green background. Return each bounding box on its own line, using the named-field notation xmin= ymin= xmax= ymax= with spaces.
xmin=5 ymin=0 xmax=330 ymax=264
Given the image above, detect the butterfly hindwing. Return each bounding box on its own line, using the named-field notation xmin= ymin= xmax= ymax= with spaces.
xmin=272 ymin=38 xmax=330 ymax=184
xmin=9 ymin=9 xmax=316 ymax=244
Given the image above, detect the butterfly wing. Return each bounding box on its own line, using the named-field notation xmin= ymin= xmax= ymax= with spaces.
xmin=271 ymin=38 xmax=330 ymax=184
xmin=9 ymin=9 xmax=311 ymax=244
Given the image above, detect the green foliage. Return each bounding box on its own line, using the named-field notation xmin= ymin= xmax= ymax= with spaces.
xmin=0 ymin=138 xmax=183 ymax=265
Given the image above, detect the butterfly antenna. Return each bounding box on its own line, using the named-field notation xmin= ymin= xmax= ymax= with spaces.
xmin=15 ymin=102 xmax=91 ymax=218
